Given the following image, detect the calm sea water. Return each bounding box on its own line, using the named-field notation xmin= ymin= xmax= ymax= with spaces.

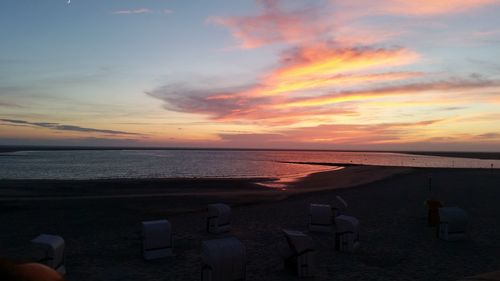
xmin=0 ymin=150 xmax=499 ymax=180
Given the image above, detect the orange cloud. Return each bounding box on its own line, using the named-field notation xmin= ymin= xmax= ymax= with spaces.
xmin=273 ymin=45 xmax=418 ymax=80
xmin=149 ymin=43 xmax=426 ymax=126
xmin=149 ymin=76 xmax=500 ymax=128
xmin=208 ymin=45 xmax=420 ymax=99
xmin=261 ymin=71 xmax=423 ymax=96
xmin=250 ymin=45 xmax=419 ymax=97
xmin=278 ymin=79 xmax=500 ymax=108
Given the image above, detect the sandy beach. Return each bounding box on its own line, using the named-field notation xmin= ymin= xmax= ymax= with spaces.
xmin=1 ymin=166 xmax=500 ymax=280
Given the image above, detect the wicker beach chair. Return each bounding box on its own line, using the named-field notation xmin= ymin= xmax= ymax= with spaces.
xmin=309 ymin=203 xmax=334 ymax=232
xmin=142 ymin=219 xmax=173 ymax=260
xmin=201 ymin=237 xmax=246 ymax=281
xmin=207 ymin=204 xmax=231 ymax=234
xmin=332 ymin=195 xmax=348 ymax=217
xmin=438 ymin=207 xmax=468 ymax=241
xmin=31 ymin=234 xmax=66 ymax=275
xmin=334 ymin=215 xmax=360 ymax=252
xmin=282 ymin=229 xmax=316 ymax=277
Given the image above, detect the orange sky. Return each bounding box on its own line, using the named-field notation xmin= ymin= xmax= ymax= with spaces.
xmin=1 ymin=0 xmax=500 ymax=151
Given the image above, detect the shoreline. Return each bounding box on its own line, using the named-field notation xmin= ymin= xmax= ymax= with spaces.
xmin=0 ymin=166 xmax=410 ymax=205
xmin=0 ymin=165 xmax=416 ymax=219
xmin=2 ymin=146 xmax=500 ymax=160
xmin=1 ymin=165 xmax=492 ymax=205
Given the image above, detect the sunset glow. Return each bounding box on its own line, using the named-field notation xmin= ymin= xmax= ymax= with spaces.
xmin=1 ymin=0 xmax=500 ymax=150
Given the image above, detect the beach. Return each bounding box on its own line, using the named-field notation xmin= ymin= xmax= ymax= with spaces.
xmin=1 ymin=166 xmax=500 ymax=280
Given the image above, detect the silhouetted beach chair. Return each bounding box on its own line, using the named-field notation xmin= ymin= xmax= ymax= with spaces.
xmin=332 ymin=195 xmax=348 ymax=217
xmin=201 ymin=237 xmax=246 ymax=281
xmin=438 ymin=207 xmax=468 ymax=241
xmin=142 ymin=219 xmax=173 ymax=260
xmin=282 ymin=229 xmax=316 ymax=277
xmin=207 ymin=204 xmax=231 ymax=234
xmin=31 ymin=234 xmax=66 ymax=275
xmin=334 ymin=215 xmax=360 ymax=252
xmin=426 ymin=199 xmax=443 ymax=226
xmin=309 ymin=204 xmax=333 ymax=232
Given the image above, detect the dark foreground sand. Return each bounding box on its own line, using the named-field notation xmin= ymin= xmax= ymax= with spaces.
xmin=1 ymin=166 xmax=500 ymax=281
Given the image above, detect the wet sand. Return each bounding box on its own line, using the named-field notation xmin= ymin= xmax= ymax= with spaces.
xmin=1 ymin=166 xmax=500 ymax=280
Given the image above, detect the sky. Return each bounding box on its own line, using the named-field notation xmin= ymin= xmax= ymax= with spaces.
xmin=1 ymin=0 xmax=500 ymax=151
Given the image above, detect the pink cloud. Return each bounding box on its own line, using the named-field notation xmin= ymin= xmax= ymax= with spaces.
xmin=332 ymin=0 xmax=500 ymax=23
xmin=375 ymin=0 xmax=499 ymax=16
xmin=209 ymin=0 xmax=499 ymax=49
xmin=207 ymin=0 xmax=333 ymax=48
xmin=216 ymin=119 xmax=444 ymax=147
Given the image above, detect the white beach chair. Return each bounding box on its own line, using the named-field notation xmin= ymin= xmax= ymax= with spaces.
xmin=207 ymin=203 xmax=231 ymax=234
xmin=334 ymin=215 xmax=360 ymax=252
xmin=31 ymin=234 xmax=66 ymax=275
xmin=332 ymin=195 xmax=348 ymax=217
xmin=201 ymin=237 xmax=246 ymax=281
xmin=309 ymin=204 xmax=333 ymax=232
xmin=142 ymin=219 xmax=173 ymax=260
xmin=282 ymin=229 xmax=316 ymax=277
xmin=438 ymin=207 xmax=468 ymax=241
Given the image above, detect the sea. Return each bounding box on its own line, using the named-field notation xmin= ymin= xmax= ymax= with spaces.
xmin=0 ymin=150 xmax=499 ymax=180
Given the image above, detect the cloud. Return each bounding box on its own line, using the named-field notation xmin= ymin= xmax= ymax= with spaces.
xmin=144 ymin=0 xmax=500 ymax=150
xmin=147 ymin=82 xmax=358 ymax=126
xmin=0 ymin=101 xmax=21 ymax=108
xmin=148 ymin=74 xmax=500 ymax=126
xmin=278 ymin=78 xmax=500 ymax=109
xmin=258 ymin=44 xmax=419 ymax=96
xmin=112 ymin=8 xmax=153 ymax=15
xmin=477 ymin=132 xmax=500 ymax=139
xmin=208 ymin=0 xmax=333 ymax=48
xmin=454 ymin=113 xmax=500 ymax=123
xmin=0 ymin=137 xmax=144 ymax=147
xmin=366 ymin=0 xmax=500 ymax=16
xmin=207 ymin=44 xmax=419 ymax=99
xmin=258 ymin=71 xmax=423 ymax=96
xmin=209 ymin=0 xmax=500 ymax=50
xmin=215 ymin=119 xmax=444 ymax=148
xmin=148 ymin=43 xmax=423 ymax=124
xmin=112 ymin=8 xmax=173 ymax=15
xmin=442 ymin=106 xmax=467 ymax=111
xmin=280 ymin=120 xmax=443 ymax=143
xmin=0 ymin=119 xmax=142 ymax=136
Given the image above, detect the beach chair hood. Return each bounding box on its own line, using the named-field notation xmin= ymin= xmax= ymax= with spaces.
xmin=439 ymin=207 xmax=468 ymax=232
xmin=202 ymin=237 xmax=246 ymax=281
xmin=335 ymin=215 xmax=359 ymax=233
xmin=142 ymin=220 xmax=172 ymax=250
xmin=282 ymin=229 xmax=315 ymax=254
xmin=208 ymin=204 xmax=231 ymax=225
